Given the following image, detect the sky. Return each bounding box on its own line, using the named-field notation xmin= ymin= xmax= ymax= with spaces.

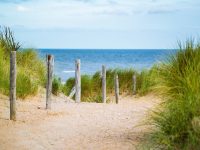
xmin=0 ymin=0 xmax=200 ymax=49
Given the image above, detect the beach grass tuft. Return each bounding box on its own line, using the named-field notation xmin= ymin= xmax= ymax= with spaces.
xmin=151 ymin=40 xmax=200 ymax=149
xmin=0 ymin=27 xmax=46 ymax=99
xmin=52 ymin=76 xmax=62 ymax=96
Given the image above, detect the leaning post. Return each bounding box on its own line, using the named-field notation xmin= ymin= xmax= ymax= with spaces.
xmin=133 ymin=74 xmax=137 ymax=95
xmin=75 ymin=59 xmax=81 ymax=103
xmin=102 ymin=65 xmax=106 ymax=103
xmin=46 ymin=55 xmax=54 ymax=109
xmin=10 ymin=51 xmax=16 ymax=120
xmin=114 ymin=74 xmax=119 ymax=104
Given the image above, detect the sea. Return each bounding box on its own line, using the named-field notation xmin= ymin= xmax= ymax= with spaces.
xmin=36 ymin=49 xmax=174 ymax=82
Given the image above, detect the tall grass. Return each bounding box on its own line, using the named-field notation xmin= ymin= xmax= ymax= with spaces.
xmin=152 ymin=40 xmax=200 ymax=149
xmin=0 ymin=27 xmax=46 ymax=99
xmin=52 ymin=76 xmax=62 ymax=96
xmin=137 ymin=67 xmax=157 ymax=96
xmin=63 ymin=75 xmax=102 ymax=102
xmin=63 ymin=68 xmax=154 ymax=102
xmin=0 ymin=48 xmax=46 ymax=98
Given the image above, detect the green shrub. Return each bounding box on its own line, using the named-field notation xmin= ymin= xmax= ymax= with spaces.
xmin=152 ymin=40 xmax=200 ymax=149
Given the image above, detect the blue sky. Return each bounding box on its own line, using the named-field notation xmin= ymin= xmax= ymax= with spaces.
xmin=0 ymin=0 xmax=199 ymax=49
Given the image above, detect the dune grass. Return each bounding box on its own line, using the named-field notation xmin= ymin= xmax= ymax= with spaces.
xmin=0 ymin=48 xmax=46 ymax=99
xmin=52 ymin=76 xmax=62 ymax=96
xmin=0 ymin=27 xmax=46 ymax=99
xmin=63 ymin=68 xmax=154 ymax=102
xmin=151 ymin=40 xmax=200 ymax=149
xmin=63 ymin=74 xmax=102 ymax=103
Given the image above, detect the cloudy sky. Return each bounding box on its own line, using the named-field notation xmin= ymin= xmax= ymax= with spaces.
xmin=0 ymin=0 xmax=199 ymax=49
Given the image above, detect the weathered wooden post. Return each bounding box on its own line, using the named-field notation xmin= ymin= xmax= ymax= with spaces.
xmin=114 ymin=74 xmax=119 ymax=104
xmin=75 ymin=59 xmax=81 ymax=103
xmin=102 ymin=65 xmax=106 ymax=103
xmin=46 ymin=55 xmax=54 ymax=109
xmin=10 ymin=51 xmax=16 ymax=120
xmin=133 ymin=74 xmax=137 ymax=95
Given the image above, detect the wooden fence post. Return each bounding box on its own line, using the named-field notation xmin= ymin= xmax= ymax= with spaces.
xmin=75 ymin=59 xmax=81 ymax=103
xmin=133 ymin=74 xmax=137 ymax=95
xmin=114 ymin=74 xmax=119 ymax=104
xmin=102 ymin=65 xmax=106 ymax=103
xmin=10 ymin=51 xmax=16 ymax=120
xmin=46 ymin=55 xmax=54 ymax=109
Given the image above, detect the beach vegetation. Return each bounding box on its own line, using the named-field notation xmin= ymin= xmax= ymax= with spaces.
xmin=151 ymin=40 xmax=200 ymax=149
xmin=52 ymin=76 xmax=62 ymax=96
xmin=0 ymin=27 xmax=46 ymax=99
xmin=63 ymin=68 xmax=154 ymax=102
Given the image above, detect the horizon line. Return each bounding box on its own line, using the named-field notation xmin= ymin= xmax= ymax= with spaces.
xmin=31 ymin=48 xmax=175 ymax=50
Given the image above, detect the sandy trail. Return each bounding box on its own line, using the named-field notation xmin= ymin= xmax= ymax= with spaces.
xmin=0 ymin=94 xmax=159 ymax=150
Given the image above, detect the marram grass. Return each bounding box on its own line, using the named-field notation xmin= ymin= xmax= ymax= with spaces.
xmin=0 ymin=48 xmax=46 ymax=99
xmin=151 ymin=40 xmax=200 ymax=149
xmin=0 ymin=27 xmax=46 ymax=99
xmin=63 ymin=68 xmax=154 ymax=102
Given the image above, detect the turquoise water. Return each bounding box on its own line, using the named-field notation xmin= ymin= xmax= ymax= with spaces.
xmin=37 ymin=49 xmax=173 ymax=82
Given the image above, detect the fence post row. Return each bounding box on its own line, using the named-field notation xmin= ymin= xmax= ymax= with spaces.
xmin=75 ymin=59 xmax=81 ymax=103
xmin=102 ymin=65 xmax=106 ymax=103
xmin=46 ymin=54 xmax=54 ymax=109
xmin=114 ymin=74 xmax=119 ymax=104
xmin=10 ymin=51 xmax=16 ymax=121
xmin=133 ymin=74 xmax=137 ymax=95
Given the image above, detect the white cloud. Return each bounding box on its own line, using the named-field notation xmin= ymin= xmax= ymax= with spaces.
xmin=1 ymin=0 xmax=200 ymax=31
xmin=16 ymin=5 xmax=29 ymax=12
xmin=0 ymin=0 xmax=199 ymax=48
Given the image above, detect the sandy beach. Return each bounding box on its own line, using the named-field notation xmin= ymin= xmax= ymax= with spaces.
xmin=0 ymin=93 xmax=159 ymax=150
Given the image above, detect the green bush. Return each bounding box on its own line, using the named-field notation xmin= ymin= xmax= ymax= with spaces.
xmin=152 ymin=40 xmax=200 ymax=149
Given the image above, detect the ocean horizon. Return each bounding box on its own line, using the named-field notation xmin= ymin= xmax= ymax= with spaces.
xmin=36 ymin=49 xmax=175 ymax=82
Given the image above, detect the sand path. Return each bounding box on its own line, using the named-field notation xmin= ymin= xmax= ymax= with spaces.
xmin=0 ymin=94 xmax=158 ymax=150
